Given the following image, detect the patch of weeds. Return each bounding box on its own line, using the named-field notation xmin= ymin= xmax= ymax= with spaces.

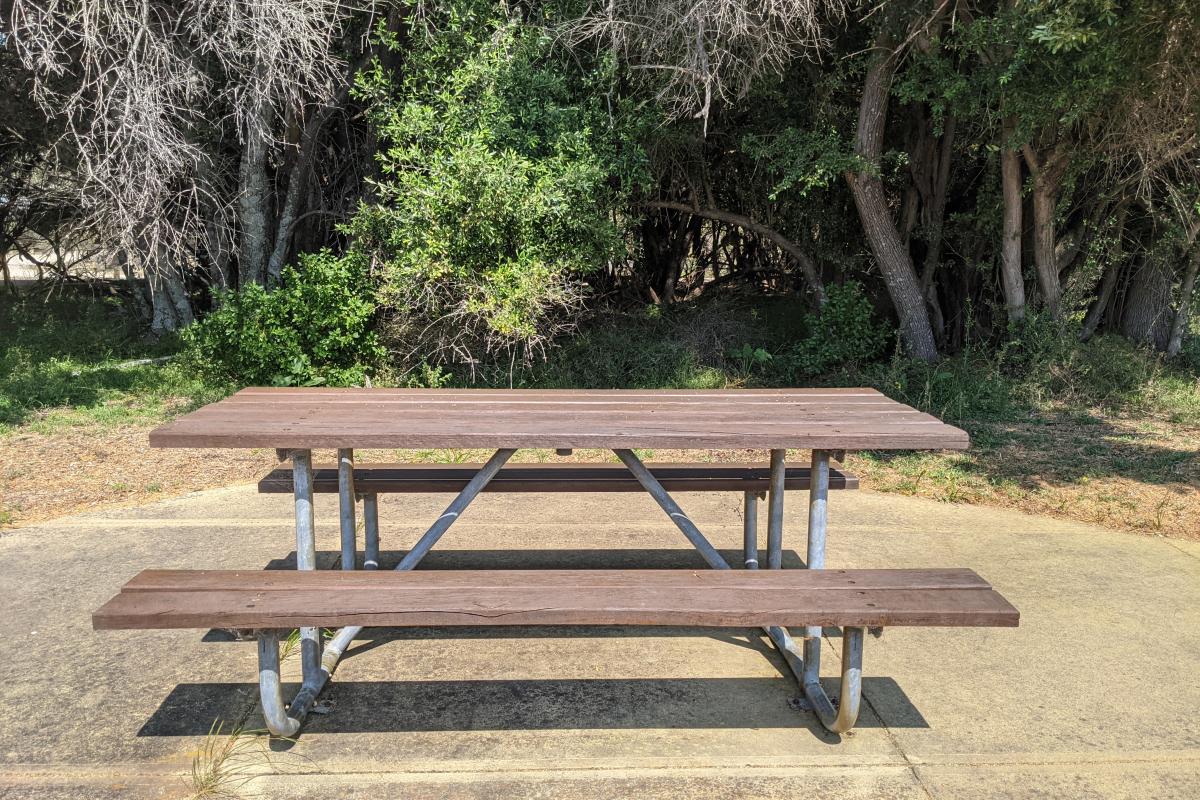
xmin=278 ymin=629 xmax=302 ymax=665
xmin=0 ymin=293 xmax=215 ymax=433
xmin=146 ymin=482 xmax=163 ymax=493
xmin=187 ymin=720 xmax=287 ymax=799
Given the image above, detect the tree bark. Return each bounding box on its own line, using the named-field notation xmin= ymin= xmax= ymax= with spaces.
xmin=645 ymin=201 xmax=826 ymax=306
xmin=845 ymin=34 xmax=938 ymax=361
xmin=1022 ymin=143 xmax=1070 ymax=317
xmin=1121 ymin=256 xmax=1174 ymax=350
xmin=999 ymin=118 xmax=1027 ymax=323
xmin=1166 ymin=245 xmax=1200 ymax=358
xmin=237 ymin=93 xmax=273 ymax=288
xmin=265 ymin=53 xmax=368 ymax=285
xmin=1079 ymin=201 xmax=1129 ymax=341
xmin=921 ymin=114 xmax=955 ymax=283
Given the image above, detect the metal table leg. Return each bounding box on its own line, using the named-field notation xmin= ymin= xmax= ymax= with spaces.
xmin=804 ymin=449 xmax=830 ymax=687
xmin=743 ymin=491 xmax=759 ymax=569
xmin=337 ymin=448 xmax=357 ymax=570
xmin=760 ymin=448 xmax=862 ymax=733
xmin=258 ymin=447 xmax=515 ymax=736
xmin=362 ymin=493 xmax=380 ymax=570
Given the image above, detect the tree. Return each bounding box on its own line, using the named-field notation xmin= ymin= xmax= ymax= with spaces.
xmin=8 ymin=0 xmax=378 ymax=332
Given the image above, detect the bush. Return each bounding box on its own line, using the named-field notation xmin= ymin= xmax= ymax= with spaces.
xmin=181 ymin=251 xmax=384 ymax=387
xmin=351 ymin=9 xmax=649 ymax=367
xmin=779 ymin=282 xmax=889 ymax=379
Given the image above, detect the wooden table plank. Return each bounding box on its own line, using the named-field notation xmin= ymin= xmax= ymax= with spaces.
xmin=95 ymin=569 xmax=1018 ymax=630
xmin=149 ymin=388 xmax=968 ymax=450
xmin=121 ymin=568 xmax=992 ymax=592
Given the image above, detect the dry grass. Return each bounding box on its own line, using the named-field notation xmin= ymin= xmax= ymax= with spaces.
xmin=186 ymin=721 xmax=277 ymax=800
xmin=847 ymin=412 xmax=1200 ymax=538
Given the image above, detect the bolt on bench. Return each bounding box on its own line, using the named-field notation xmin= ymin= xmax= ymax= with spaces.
xmin=97 ymin=387 xmax=1018 ymax=739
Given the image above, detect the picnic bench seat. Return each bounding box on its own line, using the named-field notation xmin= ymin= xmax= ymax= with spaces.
xmin=257 ymin=462 xmax=859 ymax=494
xmin=94 ymin=567 xmax=1018 ymax=736
xmin=258 ymin=460 xmax=860 ymax=571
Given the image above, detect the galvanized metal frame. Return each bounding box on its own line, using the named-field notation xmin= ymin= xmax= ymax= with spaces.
xmin=337 ymin=448 xmax=357 ymax=570
xmin=742 ymin=491 xmax=759 ymax=569
xmin=616 ymin=446 xmax=864 ymax=734
xmin=257 ymin=445 xmax=864 ymax=737
xmin=257 ymin=447 xmax=516 ymax=737
xmin=362 ymin=493 xmax=380 ymax=570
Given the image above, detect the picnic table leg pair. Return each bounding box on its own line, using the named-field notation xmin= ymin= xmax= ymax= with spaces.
xmin=257 ymin=447 xmax=517 ymax=736
xmin=614 ymin=448 xmax=864 ymax=734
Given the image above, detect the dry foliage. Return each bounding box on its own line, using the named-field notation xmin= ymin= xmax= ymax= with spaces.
xmin=8 ymin=0 xmax=373 ymax=324
xmin=567 ymin=0 xmax=846 ymax=124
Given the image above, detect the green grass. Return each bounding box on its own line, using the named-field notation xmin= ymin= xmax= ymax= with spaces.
xmin=2 ymin=290 xmax=1196 ymax=534
xmin=0 ymin=293 xmax=219 ymax=435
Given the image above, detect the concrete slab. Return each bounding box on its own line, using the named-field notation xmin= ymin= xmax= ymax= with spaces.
xmin=2 ymin=484 xmax=1197 ymax=798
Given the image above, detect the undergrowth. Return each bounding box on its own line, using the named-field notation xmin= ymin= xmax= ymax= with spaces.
xmin=0 ymin=292 xmax=215 ymax=433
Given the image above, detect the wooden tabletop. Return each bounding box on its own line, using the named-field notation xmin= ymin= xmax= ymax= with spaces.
xmin=148 ymin=387 xmax=968 ymax=451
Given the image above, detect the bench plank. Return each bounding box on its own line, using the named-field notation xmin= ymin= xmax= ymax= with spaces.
xmin=121 ymin=567 xmax=989 ymax=592
xmin=94 ymin=569 xmax=1019 ymax=630
xmin=257 ymin=463 xmax=859 ymax=494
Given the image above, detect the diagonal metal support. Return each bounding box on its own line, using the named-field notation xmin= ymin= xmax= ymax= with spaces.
xmin=613 ymin=449 xmax=731 ymax=570
xmin=322 ymin=447 xmax=516 ymax=670
xmin=260 ymin=447 xmax=517 ymax=737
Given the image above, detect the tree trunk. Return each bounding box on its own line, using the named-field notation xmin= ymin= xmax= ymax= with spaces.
xmin=999 ymin=118 xmax=1026 ymax=323
xmin=0 ymin=251 xmax=13 ymax=295
xmin=1121 ymin=256 xmax=1174 ymax=350
xmin=845 ymin=35 xmax=938 ymax=361
xmin=1080 ymin=260 xmax=1122 ymax=341
xmin=237 ymin=94 xmax=273 ymax=288
xmin=1023 ymin=144 xmax=1070 ymax=317
xmin=1166 ymin=246 xmax=1200 ymax=358
xmin=921 ymin=114 xmax=955 ymax=282
xmin=115 ymin=249 xmax=151 ymax=320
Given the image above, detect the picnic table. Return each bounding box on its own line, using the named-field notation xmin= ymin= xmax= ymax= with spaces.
xmin=95 ymin=387 xmax=1015 ymax=739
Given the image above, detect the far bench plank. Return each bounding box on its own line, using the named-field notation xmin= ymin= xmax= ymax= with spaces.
xmin=93 ymin=568 xmax=1018 ymax=630
xmin=257 ymin=462 xmax=859 ymax=494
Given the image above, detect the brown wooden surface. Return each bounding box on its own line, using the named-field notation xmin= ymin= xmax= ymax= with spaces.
xmin=148 ymin=388 xmax=969 ymax=451
xmin=94 ymin=568 xmax=1019 ymax=630
xmin=256 ymin=462 xmax=859 ymax=494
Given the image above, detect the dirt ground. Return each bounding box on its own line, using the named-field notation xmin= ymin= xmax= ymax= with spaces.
xmin=2 ymin=410 xmax=1196 ymax=538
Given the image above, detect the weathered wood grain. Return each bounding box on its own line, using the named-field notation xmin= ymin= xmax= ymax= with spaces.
xmin=94 ymin=568 xmax=1019 ymax=630
xmin=148 ymin=388 xmax=969 ymax=451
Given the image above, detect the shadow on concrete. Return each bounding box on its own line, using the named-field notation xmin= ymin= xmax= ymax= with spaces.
xmin=138 ymin=677 xmax=926 ymax=737
xmin=159 ymin=547 xmax=928 ymax=740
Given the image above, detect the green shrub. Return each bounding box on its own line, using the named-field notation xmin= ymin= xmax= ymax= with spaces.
xmin=181 ymin=251 xmax=384 ymax=387
xmin=779 ymin=282 xmax=889 ymax=379
xmin=351 ymin=8 xmax=649 ymax=366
